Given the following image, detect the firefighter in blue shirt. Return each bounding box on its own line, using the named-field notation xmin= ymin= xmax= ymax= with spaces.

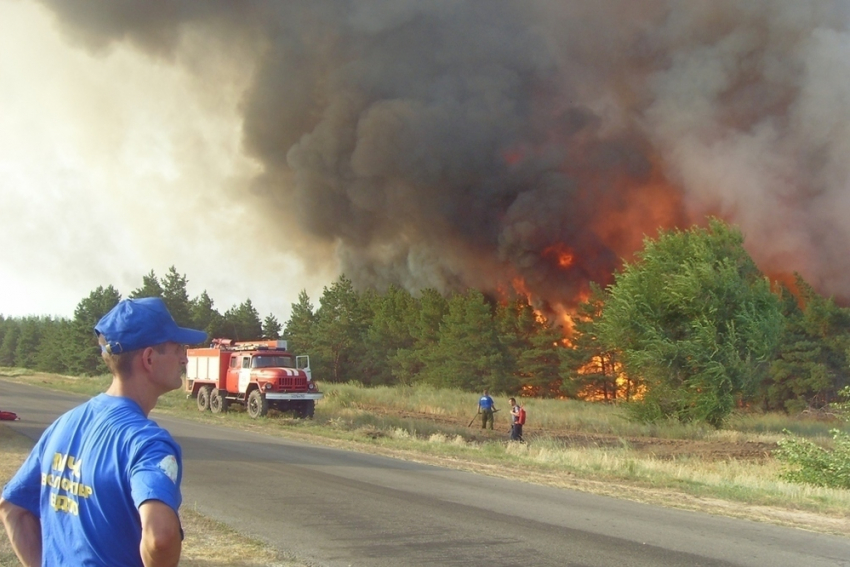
xmin=478 ymin=389 xmax=497 ymax=429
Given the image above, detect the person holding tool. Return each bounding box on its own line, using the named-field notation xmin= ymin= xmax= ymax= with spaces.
xmin=477 ymin=389 xmax=497 ymax=429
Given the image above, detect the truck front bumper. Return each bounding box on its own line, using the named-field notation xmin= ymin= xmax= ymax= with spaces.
xmin=264 ymin=393 xmax=324 ymax=401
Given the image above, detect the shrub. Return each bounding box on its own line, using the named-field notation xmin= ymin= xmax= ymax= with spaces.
xmin=830 ymin=386 xmax=850 ymax=421
xmin=774 ymin=429 xmax=850 ymax=489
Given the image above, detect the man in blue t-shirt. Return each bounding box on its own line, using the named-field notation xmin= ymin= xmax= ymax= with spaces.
xmin=478 ymin=389 xmax=497 ymax=430
xmin=0 ymin=297 xmax=206 ymax=566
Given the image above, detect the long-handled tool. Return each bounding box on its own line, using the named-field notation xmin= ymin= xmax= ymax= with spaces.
xmin=469 ymin=408 xmax=499 ymax=428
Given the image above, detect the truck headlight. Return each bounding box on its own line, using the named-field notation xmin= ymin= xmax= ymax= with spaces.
xmin=264 ymin=383 xmax=272 ymax=391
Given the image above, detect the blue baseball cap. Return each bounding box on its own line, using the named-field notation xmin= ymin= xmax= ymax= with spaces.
xmin=94 ymin=297 xmax=207 ymax=354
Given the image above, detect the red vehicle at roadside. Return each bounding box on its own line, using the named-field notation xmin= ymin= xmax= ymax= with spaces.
xmin=185 ymin=338 xmax=321 ymax=419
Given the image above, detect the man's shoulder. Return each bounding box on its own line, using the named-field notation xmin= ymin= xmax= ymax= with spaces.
xmin=88 ymin=396 xmax=174 ymax=443
xmin=47 ymin=396 xmax=102 ymax=431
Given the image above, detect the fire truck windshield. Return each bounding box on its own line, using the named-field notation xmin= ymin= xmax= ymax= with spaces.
xmin=252 ymin=355 xmax=295 ymax=368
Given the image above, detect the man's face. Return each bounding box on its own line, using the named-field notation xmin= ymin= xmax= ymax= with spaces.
xmin=151 ymin=342 xmax=187 ymax=393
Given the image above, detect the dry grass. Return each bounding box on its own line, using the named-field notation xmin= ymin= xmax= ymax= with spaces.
xmin=0 ymin=426 xmax=307 ymax=567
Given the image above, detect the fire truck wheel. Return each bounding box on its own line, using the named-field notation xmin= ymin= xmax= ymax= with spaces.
xmin=210 ymin=389 xmax=228 ymax=414
xmin=197 ymin=387 xmax=212 ymax=412
xmin=247 ymin=390 xmax=268 ymax=419
xmin=299 ymin=400 xmax=315 ymax=419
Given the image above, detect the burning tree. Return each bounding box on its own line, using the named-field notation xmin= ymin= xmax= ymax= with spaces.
xmin=496 ymin=295 xmax=566 ymax=398
xmin=563 ymin=283 xmax=630 ymax=402
xmin=597 ymin=219 xmax=782 ymax=427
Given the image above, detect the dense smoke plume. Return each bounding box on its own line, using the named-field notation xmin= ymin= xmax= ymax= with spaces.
xmin=39 ymin=0 xmax=850 ymax=311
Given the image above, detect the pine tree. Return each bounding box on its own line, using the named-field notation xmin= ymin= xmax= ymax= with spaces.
xmin=223 ymin=300 xmax=263 ymax=341
xmin=262 ymin=314 xmax=282 ymax=339
xmin=283 ymin=290 xmax=317 ymax=355
xmin=35 ymin=317 xmax=73 ymax=374
xmin=765 ymin=276 xmax=850 ymax=413
xmin=360 ymin=285 xmax=417 ymax=386
xmin=161 ymin=266 xmax=192 ymax=328
xmin=67 ymin=286 xmax=122 ymax=375
xmin=391 ymin=288 xmax=448 ymax=385
xmin=0 ymin=321 xmax=20 ymax=367
xmin=14 ymin=316 xmax=43 ymax=370
xmin=0 ymin=315 xmax=7 ymax=348
xmin=129 ymin=270 xmax=164 ymax=299
xmin=190 ymin=291 xmax=225 ymax=341
xmin=312 ymin=275 xmax=369 ymax=382
xmin=421 ymin=290 xmax=506 ymax=392
xmin=496 ymin=295 xmax=565 ymax=397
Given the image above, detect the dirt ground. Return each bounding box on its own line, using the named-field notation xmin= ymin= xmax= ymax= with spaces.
xmin=547 ymin=432 xmax=775 ymax=461
xmin=369 ymin=405 xmax=778 ymax=462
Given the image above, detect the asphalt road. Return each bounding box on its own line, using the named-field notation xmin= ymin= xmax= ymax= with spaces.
xmin=2 ymin=379 xmax=849 ymax=567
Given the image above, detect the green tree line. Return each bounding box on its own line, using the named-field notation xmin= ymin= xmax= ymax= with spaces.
xmin=0 ymin=267 xmax=280 ymax=376
xmin=2 ymin=221 xmax=849 ymax=427
xmin=285 ymin=219 xmax=850 ymax=426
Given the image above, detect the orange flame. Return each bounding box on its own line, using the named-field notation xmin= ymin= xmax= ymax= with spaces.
xmin=542 ymin=243 xmax=575 ymax=269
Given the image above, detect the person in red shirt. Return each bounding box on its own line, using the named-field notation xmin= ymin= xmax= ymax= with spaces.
xmin=509 ymin=397 xmax=524 ymax=442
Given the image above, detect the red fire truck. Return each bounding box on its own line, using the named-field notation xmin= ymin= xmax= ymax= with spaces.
xmin=185 ymin=338 xmax=321 ymax=419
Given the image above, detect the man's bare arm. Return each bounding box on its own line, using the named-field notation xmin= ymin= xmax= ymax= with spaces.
xmin=0 ymin=496 xmax=42 ymax=567
xmin=139 ymin=500 xmax=182 ymax=567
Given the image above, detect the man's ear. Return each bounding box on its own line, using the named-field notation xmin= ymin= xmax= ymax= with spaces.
xmin=140 ymin=347 xmax=156 ymax=371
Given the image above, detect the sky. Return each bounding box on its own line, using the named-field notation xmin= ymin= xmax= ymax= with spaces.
xmin=3 ymin=1 xmax=850 ymax=325
xmin=0 ymin=0 xmax=334 ymax=321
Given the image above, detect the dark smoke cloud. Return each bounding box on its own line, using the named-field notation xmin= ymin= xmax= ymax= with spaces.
xmin=39 ymin=0 xmax=850 ymax=307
